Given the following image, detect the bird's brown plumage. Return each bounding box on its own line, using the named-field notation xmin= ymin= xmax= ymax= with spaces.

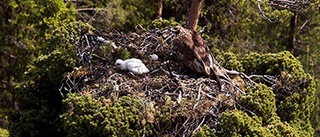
xmin=173 ymin=26 xmax=220 ymax=75
xmin=172 ymin=26 xmax=226 ymax=88
xmin=173 ymin=26 xmax=212 ymax=75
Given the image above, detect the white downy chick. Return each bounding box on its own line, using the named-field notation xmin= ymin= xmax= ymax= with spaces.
xmin=115 ymin=58 xmax=149 ymax=74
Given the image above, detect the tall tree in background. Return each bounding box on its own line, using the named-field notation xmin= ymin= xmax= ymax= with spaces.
xmin=4 ymin=0 xmax=76 ymax=136
xmin=156 ymin=0 xmax=163 ymax=19
xmin=173 ymin=0 xmax=230 ymax=89
xmin=268 ymin=0 xmax=313 ymax=55
xmin=186 ymin=0 xmax=204 ymax=30
xmin=0 ymin=0 xmax=29 ymax=128
xmin=288 ymin=11 xmax=298 ymax=54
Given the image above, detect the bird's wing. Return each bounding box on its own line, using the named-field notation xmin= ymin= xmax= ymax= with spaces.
xmin=192 ymin=32 xmax=229 ymax=80
xmin=121 ymin=58 xmax=141 ymax=70
xmin=174 ymin=28 xmax=210 ymax=75
xmin=128 ymin=58 xmax=143 ymax=63
xmin=126 ymin=62 xmax=149 ymax=74
xmin=191 ymin=31 xmax=213 ymax=75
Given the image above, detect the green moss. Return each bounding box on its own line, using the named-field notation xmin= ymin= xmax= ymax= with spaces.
xmin=212 ymin=48 xmax=244 ymax=72
xmin=218 ymin=51 xmax=315 ymax=137
xmin=192 ymin=124 xmax=216 ymax=137
xmin=240 ymin=52 xmax=315 ymax=135
xmin=219 ymin=110 xmax=271 ymax=137
xmin=119 ymin=48 xmax=131 ymax=60
xmin=98 ymin=43 xmax=114 ymax=60
xmin=61 ymin=94 xmax=153 ymax=137
xmin=219 ymin=110 xmax=313 ymax=137
xmin=240 ymin=51 xmax=305 ymax=77
xmin=241 ymin=84 xmax=277 ymax=124
xmin=0 ymin=128 xmax=9 ymax=137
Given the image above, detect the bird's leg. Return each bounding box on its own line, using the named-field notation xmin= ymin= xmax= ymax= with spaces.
xmin=210 ymin=68 xmax=222 ymax=91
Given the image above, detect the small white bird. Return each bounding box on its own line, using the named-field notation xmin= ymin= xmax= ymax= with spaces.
xmin=115 ymin=58 xmax=149 ymax=74
xmin=150 ymin=54 xmax=159 ymax=61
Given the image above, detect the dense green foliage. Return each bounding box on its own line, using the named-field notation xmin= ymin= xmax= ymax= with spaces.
xmin=73 ymin=0 xmax=158 ymax=31
xmin=220 ymin=84 xmax=313 ymax=137
xmin=195 ymin=51 xmax=315 ymax=136
xmin=1 ymin=0 xmax=75 ymax=136
xmin=9 ymin=21 xmax=83 ymax=136
xmin=241 ymin=51 xmax=306 ymax=76
xmin=61 ymin=94 xmax=153 ymax=137
xmin=0 ymin=128 xmax=9 ymax=137
xmin=0 ymin=0 xmax=319 ymax=136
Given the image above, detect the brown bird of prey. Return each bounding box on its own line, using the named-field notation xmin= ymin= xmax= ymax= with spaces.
xmin=172 ymin=26 xmax=230 ymax=89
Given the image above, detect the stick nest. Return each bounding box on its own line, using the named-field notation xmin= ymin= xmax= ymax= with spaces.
xmin=60 ymin=26 xmax=301 ymax=136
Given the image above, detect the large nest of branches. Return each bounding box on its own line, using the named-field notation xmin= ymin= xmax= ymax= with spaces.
xmin=59 ymin=25 xmax=310 ymax=136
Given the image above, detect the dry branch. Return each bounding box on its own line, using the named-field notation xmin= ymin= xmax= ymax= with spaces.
xmin=76 ymin=8 xmax=107 ymax=12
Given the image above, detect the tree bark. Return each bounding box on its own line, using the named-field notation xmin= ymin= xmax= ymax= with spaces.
xmin=186 ymin=0 xmax=204 ymax=30
xmin=287 ymin=11 xmax=298 ymax=55
xmin=156 ymin=0 xmax=163 ymax=19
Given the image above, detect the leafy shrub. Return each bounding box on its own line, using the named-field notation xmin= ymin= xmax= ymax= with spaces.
xmin=192 ymin=124 xmax=216 ymax=137
xmin=0 ymin=128 xmax=9 ymax=137
xmin=9 ymin=22 xmax=94 ymax=137
xmin=61 ymin=94 xmax=153 ymax=137
xmin=240 ymin=84 xmax=277 ymax=124
xmin=217 ymin=51 xmax=315 ymax=137
xmin=241 ymin=51 xmax=305 ymax=76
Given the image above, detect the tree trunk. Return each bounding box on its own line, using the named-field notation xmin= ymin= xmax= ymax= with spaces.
xmin=172 ymin=0 xmax=242 ymax=91
xmin=288 ymin=11 xmax=298 ymax=55
xmin=156 ymin=0 xmax=163 ymax=19
xmin=186 ymin=0 xmax=204 ymax=30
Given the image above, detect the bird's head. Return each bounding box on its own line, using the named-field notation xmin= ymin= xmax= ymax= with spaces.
xmin=115 ymin=59 xmax=124 ymax=67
